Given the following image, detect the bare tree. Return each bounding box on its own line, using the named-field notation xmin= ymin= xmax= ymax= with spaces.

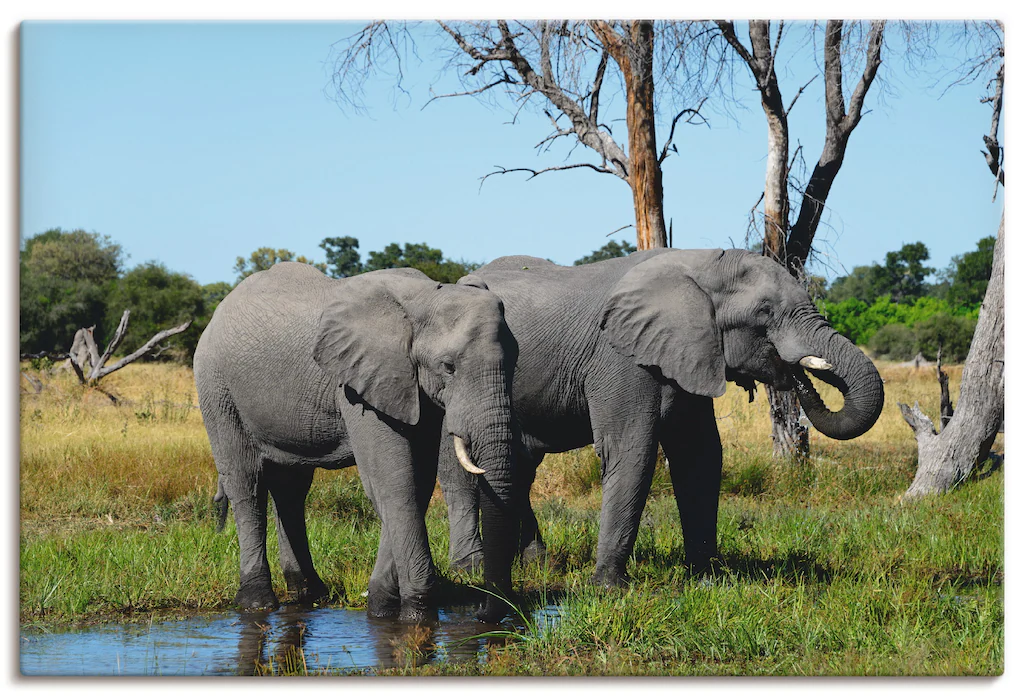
xmin=712 ymin=20 xmax=885 ymax=458
xmin=66 ymin=311 xmax=192 ymax=402
xmin=332 ymin=21 xmax=711 ymax=250
xmin=899 ymin=23 xmax=1004 ymax=498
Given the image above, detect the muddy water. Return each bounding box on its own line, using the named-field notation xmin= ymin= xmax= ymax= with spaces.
xmin=20 ymin=604 xmax=560 ymax=676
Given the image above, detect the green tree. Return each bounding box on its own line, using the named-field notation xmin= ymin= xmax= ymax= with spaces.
xmin=19 ymin=229 xmax=124 ymax=353
xmin=827 ymin=265 xmax=877 ymax=304
xmin=362 ymin=241 xmax=477 ymax=283
xmin=873 ymin=242 xmax=935 ymax=304
xmin=233 ymin=247 xmax=327 ymax=282
xmin=320 ymin=236 xmax=364 ymax=278
xmin=574 ymin=240 xmax=638 ymax=265
xmin=22 ymin=228 xmax=124 ymax=283
xmin=201 ymin=282 xmax=233 ymax=312
xmin=105 ymin=262 xmax=206 ymax=362
xmin=364 ymin=242 xmax=445 ymax=272
xmin=947 ymin=236 xmax=995 ymax=308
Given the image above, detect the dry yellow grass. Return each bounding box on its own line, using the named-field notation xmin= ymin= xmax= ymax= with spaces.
xmin=20 ymin=363 xmax=214 ymax=534
xmin=21 ymin=357 xmax=992 ymax=533
xmin=533 ymin=358 xmax=998 ymax=501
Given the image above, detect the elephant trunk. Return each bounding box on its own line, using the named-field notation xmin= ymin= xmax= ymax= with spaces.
xmin=450 ymin=361 xmax=519 ymax=622
xmin=785 ymin=318 xmax=885 ymax=441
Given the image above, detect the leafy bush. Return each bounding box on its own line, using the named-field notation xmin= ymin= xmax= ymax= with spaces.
xmin=819 ymin=295 xmax=979 ymax=348
xmin=914 ymin=313 xmax=977 ymax=362
xmin=867 ymin=324 xmax=918 ymax=361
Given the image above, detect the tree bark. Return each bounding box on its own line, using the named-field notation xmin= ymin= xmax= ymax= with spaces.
xmin=592 ymin=20 xmax=668 ymax=250
xmin=900 ymin=215 xmax=1004 ymax=498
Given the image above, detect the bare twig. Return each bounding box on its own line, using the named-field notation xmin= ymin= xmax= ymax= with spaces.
xmin=479 ymin=163 xmax=620 ymax=190
xmin=658 ymin=98 xmax=709 ymax=164
xmin=785 ymin=75 xmax=817 ymax=116
xmin=605 ymin=224 xmax=634 ymax=237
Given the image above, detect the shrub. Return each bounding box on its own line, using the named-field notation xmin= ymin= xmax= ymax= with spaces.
xmin=914 ymin=314 xmax=977 ymax=362
xmin=867 ymin=324 xmax=918 ymax=361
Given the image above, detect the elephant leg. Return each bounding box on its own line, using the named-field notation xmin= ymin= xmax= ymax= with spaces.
xmin=590 ymin=404 xmax=660 ymax=588
xmin=340 ymin=398 xmax=437 ymax=622
xmin=224 ymin=466 xmax=278 ymax=610
xmin=265 ymin=464 xmax=329 ymax=604
xmin=437 ymin=420 xmax=483 ymax=572
xmin=660 ymin=395 xmax=723 ymax=574
xmin=518 ymin=448 xmax=546 ymax=563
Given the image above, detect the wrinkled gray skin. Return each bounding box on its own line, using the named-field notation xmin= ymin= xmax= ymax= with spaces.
xmin=440 ymin=248 xmax=884 ymax=585
xmin=194 ymin=263 xmax=519 ymax=623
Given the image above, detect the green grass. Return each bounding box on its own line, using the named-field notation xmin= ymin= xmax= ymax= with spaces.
xmin=19 ymin=361 xmax=1004 ymax=675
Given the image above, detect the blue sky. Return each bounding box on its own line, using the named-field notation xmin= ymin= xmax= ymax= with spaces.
xmin=20 ymin=19 xmax=1004 ymax=288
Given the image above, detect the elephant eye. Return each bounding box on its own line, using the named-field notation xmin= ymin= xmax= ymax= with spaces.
xmin=441 ymin=359 xmax=456 ymax=375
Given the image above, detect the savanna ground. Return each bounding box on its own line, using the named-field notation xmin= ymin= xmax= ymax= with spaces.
xmin=19 ymin=360 xmax=1003 ymax=676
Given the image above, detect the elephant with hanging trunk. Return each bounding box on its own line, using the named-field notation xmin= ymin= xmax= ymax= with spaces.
xmin=194 ymin=262 xmax=519 ymax=623
xmin=439 ymin=248 xmax=884 ymax=586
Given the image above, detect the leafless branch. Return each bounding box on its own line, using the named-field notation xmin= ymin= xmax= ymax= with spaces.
xmin=785 ymin=75 xmax=817 ymax=116
xmin=479 ymin=162 xmax=621 ymax=190
xmin=423 ymin=76 xmax=515 ymax=108
xmin=91 ymin=320 xmax=193 ymax=382
xmin=606 ymin=224 xmax=634 ymax=237
xmin=589 ymin=49 xmax=609 ymax=124
xmin=91 ymin=310 xmax=130 ymax=380
xmin=658 ymin=98 xmax=710 ymax=164
xmin=981 ymin=61 xmax=1004 ymax=193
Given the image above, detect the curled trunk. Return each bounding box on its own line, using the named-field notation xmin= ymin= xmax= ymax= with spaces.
xmin=790 ymin=324 xmax=885 ymax=440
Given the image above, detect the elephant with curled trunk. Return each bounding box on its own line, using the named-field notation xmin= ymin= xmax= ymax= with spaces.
xmin=194 ymin=262 xmax=519 ymax=623
xmin=439 ymin=248 xmax=884 ymax=586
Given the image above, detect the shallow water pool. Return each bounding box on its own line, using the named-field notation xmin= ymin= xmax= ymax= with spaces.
xmin=20 ymin=604 xmax=560 ymax=676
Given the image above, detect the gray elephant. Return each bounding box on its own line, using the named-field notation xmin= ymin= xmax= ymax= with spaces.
xmin=439 ymin=248 xmax=884 ymax=586
xmin=194 ymin=262 xmax=519 ymax=622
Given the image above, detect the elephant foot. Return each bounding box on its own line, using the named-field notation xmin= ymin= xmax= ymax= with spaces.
xmin=590 ymin=565 xmax=628 ymax=590
xmin=450 ymin=550 xmax=484 ymax=574
xmin=519 ymin=540 xmax=547 ymax=565
xmin=476 ymin=586 xmax=514 ymax=624
xmin=684 ymin=550 xmax=720 ymax=577
xmin=285 ymin=574 xmax=331 ymax=605
xmin=235 ymin=581 xmax=279 ymax=611
xmin=398 ymin=600 xmax=438 ymax=624
xmin=367 ymin=592 xmax=401 ymax=619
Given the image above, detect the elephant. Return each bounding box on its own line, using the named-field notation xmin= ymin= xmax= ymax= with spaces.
xmin=193 ymin=262 xmax=519 ymax=622
xmin=438 ymin=248 xmax=884 ymax=586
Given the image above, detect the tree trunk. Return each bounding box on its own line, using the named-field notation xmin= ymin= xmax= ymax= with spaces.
xmin=593 ymin=20 xmax=667 ymax=250
xmin=750 ymin=21 xmax=804 ymax=458
xmin=623 ymin=21 xmax=667 ymax=250
xmin=768 ymin=387 xmax=808 ymax=459
xmin=900 ymin=215 xmax=1004 ymax=498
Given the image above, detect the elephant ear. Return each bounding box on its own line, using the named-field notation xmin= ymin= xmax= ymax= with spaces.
xmin=600 ymin=255 xmax=727 ymax=398
xmin=314 ymin=271 xmax=421 ymax=425
xmin=456 ymin=274 xmax=489 ymax=290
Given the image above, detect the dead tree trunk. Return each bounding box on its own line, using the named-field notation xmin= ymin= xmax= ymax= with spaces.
xmin=591 ymin=20 xmax=668 ymax=250
xmin=716 ymin=19 xmax=884 ymax=459
xmin=900 ymin=215 xmax=1004 ymax=498
xmin=68 ymin=310 xmax=192 ymax=391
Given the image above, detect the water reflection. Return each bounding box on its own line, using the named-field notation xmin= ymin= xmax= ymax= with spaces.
xmin=20 ymin=603 xmax=560 ymax=676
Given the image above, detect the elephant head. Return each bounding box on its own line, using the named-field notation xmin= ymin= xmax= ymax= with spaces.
xmin=601 ymin=249 xmax=883 ymax=440
xmin=312 ymin=268 xmax=518 ymax=619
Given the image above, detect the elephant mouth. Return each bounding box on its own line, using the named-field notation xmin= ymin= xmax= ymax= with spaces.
xmin=726 ymin=351 xmax=796 ymax=394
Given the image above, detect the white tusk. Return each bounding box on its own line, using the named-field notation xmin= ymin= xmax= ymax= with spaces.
xmin=799 ymin=356 xmax=833 ymax=371
xmin=453 ymin=436 xmax=486 ymax=475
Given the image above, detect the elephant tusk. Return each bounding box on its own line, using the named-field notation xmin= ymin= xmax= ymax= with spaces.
xmin=453 ymin=436 xmax=486 ymax=475
xmin=799 ymin=356 xmax=833 ymax=371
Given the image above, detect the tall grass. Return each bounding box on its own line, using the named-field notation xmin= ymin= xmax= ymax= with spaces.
xmin=19 ymin=360 xmax=1002 ymax=674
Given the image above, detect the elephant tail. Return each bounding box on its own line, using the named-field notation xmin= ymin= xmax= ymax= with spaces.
xmin=213 ymin=477 xmax=230 ymax=533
